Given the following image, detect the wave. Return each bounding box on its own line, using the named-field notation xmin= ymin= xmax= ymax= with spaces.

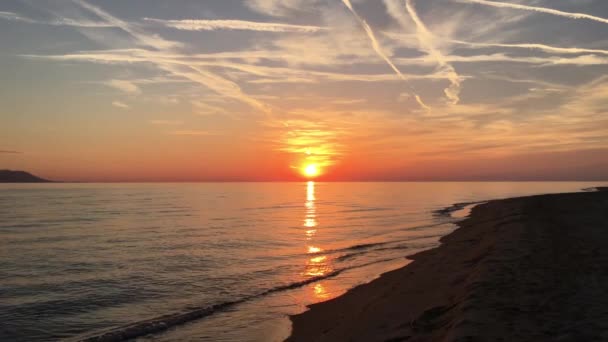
xmin=76 ymin=257 xmax=401 ymax=342
xmin=321 ymin=223 xmax=451 ymax=257
xmin=335 ymin=207 xmax=393 ymax=213
xmin=76 ymin=210 xmax=459 ymax=341
xmin=341 ymin=242 xmax=387 ymax=251
xmin=433 ymin=201 xmax=483 ymax=217
xmin=333 ymin=234 xmax=445 ymax=262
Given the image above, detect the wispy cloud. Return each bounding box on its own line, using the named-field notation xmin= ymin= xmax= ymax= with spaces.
xmin=145 ymin=18 xmax=325 ymax=33
xmin=394 ymin=53 xmax=608 ymax=67
xmin=0 ymin=11 xmax=38 ymax=24
xmin=169 ymin=130 xmax=214 ymax=136
xmin=105 ymin=79 xmax=141 ymax=94
xmin=0 ymin=10 xmax=112 ymax=27
xmin=66 ymin=0 xmax=270 ymax=113
xmin=112 ymin=101 xmax=129 ymax=109
xmin=26 ymin=49 xmax=457 ymax=85
xmin=72 ymin=0 xmax=178 ymax=50
xmin=405 ymin=0 xmax=460 ymax=104
xmin=330 ymin=98 xmax=367 ymax=105
xmin=149 ymin=120 xmax=183 ymax=125
xmin=384 ymin=31 xmax=608 ymax=57
xmin=385 ymin=0 xmax=461 ymax=105
xmin=245 ymin=0 xmax=321 ymax=17
xmin=450 ymin=40 xmax=608 ymax=56
xmin=340 ymin=0 xmax=428 ymax=109
xmin=4 ymin=0 xmax=608 ymax=174
xmin=415 ymin=95 xmax=431 ymax=111
xmin=191 ymin=100 xmax=226 ymax=116
xmin=454 ymin=0 xmax=608 ymax=25
xmin=340 ymin=0 xmax=404 ymax=80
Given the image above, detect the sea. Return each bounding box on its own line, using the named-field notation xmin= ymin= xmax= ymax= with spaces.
xmin=1 ymin=182 xmax=606 ymax=341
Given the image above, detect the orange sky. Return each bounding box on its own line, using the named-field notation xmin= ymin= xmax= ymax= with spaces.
xmin=1 ymin=0 xmax=608 ymax=181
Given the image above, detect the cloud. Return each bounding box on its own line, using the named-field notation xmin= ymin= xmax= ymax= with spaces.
xmin=246 ymin=0 xmax=321 ymax=17
xmin=454 ymin=0 xmax=608 ymax=25
xmin=167 ymin=64 xmax=270 ymax=113
xmin=415 ymin=95 xmax=431 ymax=111
xmin=149 ymin=120 xmax=183 ymax=125
xmin=450 ymin=40 xmax=608 ymax=56
xmin=105 ymin=79 xmax=141 ymax=94
xmin=6 ymin=0 xmax=608 ymax=173
xmin=65 ymin=1 xmax=270 ymax=113
xmin=340 ymin=0 xmax=429 ymax=109
xmin=169 ymin=130 xmax=213 ymax=136
xmin=385 ymin=0 xmax=461 ymax=105
xmin=340 ymin=0 xmax=404 ymax=80
xmin=27 ymin=49 xmax=456 ymax=86
xmin=72 ymin=0 xmax=179 ymax=50
xmin=394 ymin=53 xmax=608 ymax=67
xmin=112 ymin=101 xmax=129 ymax=109
xmin=0 ymin=150 xmax=22 ymax=154
xmin=0 ymin=10 xmax=111 ymax=27
xmin=330 ymin=99 xmax=367 ymax=105
xmin=397 ymin=92 xmax=411 ymax=102
xmin=0 ymin=11 xmax=37 ymax=23
xmin=145 ymin=18 xmax=325 ymax=33
xmin=191 ymin=100 xmax=226 ymax=116
xmin=384 ymin=31 xmax=608 ymax=57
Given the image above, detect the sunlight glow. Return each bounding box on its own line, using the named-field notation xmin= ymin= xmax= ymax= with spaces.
xmin=308 ymin=246 xmax=321 ymax=253
xmin=303 ymin=164 xmax=320 ymax=178
xmin=313 ymin=283 xmax=329 ymax=299
xmin=310 ymin=255 xmax=327 ymax=263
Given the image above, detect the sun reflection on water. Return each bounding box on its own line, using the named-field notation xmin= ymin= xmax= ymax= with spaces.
xmin=304 ymin=181 xmax=317 ymax=229
xmin=303 ymin=181 xmax=334 ymax=285
xmin=309 ymin=255 xmax=327 ymax=263
xmin=313 ymin=283 xmax=329 ymax=299
xmin=307 ymin=246 xmax=321 ymax=254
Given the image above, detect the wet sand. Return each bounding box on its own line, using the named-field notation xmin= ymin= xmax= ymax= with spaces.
xmin=288 ymin=188 xmax=608 ymax=341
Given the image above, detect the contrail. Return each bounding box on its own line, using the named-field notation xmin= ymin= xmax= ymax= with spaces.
xmin=454 ymin=0 xmax=608 ymax=25
xmin=72 ymin=0 xmax=270 ymax=113
xmin=403 ymin=0 xmax=461 ymax=104
xmin=450 ymin=40 xmax=608 ymax=56
xmin=341 ymin=0 xmax=404 ymax=79
xmin=145 ymin=18 xmax=325 ymax=33
xmin=415 ymin=95 xmax=431 ymax=111
xmin=383 ymin=31 xmax=608 ymax=56
xmin=341 ymin=0 xmax=430 ymax=110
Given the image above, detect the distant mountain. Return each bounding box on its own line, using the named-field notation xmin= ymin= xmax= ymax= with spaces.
xmin=0 ymin=170 xmax=52 ymax=183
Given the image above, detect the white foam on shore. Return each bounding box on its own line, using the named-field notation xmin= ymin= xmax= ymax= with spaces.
xmin=451 ymin=202 xmax=486 ymax=219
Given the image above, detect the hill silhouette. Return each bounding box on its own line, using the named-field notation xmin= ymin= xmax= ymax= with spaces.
xmin=0 ymin=170 xmax=52 ymax=183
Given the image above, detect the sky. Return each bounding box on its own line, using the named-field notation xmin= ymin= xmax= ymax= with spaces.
xmin=1 ymin=0 xmax=607 ymax=181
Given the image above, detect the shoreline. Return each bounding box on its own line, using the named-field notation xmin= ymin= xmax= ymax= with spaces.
xmin=288 ymin=187 xmax=608 ymax=341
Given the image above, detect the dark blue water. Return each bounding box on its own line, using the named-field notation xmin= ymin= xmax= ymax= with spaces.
xmin=1 ymin=182 xmax=605 ymax=341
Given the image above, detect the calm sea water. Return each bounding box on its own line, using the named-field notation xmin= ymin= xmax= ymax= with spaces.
xmin=1 ymin=182 xmax=606 ymax=341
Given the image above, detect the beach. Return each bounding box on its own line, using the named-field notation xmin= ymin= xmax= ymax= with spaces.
xmin=288 ymin=188 xmax=608 ymax=341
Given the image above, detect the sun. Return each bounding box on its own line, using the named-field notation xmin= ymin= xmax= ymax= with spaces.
xmin=303 ymin=164 xmax=320 ymax=178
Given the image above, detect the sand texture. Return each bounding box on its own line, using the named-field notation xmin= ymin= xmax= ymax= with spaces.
xmin=288 ymin=189 xmax=608 ymax=342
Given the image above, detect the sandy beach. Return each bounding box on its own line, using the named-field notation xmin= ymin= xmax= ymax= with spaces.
xmin=288 ymin=188 xmax=608 ymax=341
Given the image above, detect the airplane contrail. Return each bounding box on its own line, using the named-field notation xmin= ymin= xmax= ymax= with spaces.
xmin=450 ymin=39 xmax=608 ymax=56
xmin=341 ymin=0 xmax=430 ymax=110
xmin=145 ymin=18 xmax=325 ymax=33
xmin=341 ymin=0 xmax=404 ymax=79
xmin=404 ymin=0 xmax=461 ymax=105
xmin=454 ymin=0 xmax=608 ymax=25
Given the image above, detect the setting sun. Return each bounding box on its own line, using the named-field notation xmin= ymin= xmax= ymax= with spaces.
xmin=303 ymin=164 xmax=320 ymax=178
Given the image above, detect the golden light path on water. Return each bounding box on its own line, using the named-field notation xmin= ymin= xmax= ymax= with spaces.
xmin=303 ymin=181 xmax=332 ymax=299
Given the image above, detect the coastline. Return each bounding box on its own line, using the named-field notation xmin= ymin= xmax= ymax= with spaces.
xmin=288 ymin=188 xmax=608 ymax=341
